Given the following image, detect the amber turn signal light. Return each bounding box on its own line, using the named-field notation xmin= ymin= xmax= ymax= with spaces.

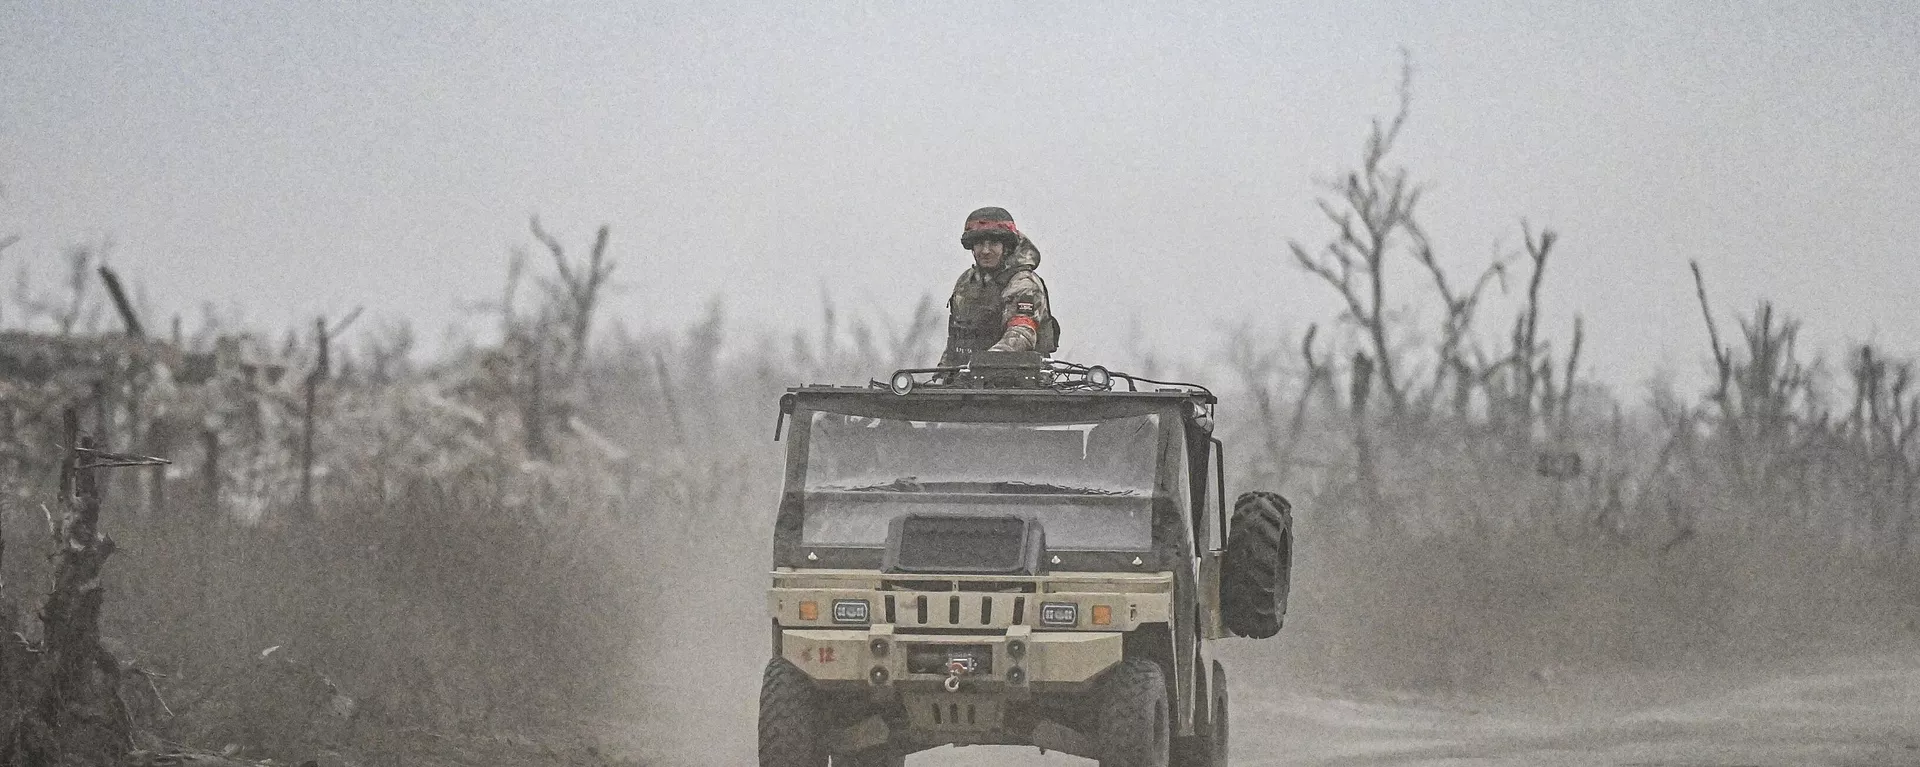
xmin=1091 ymin=605 xmax=1113 ymax=626
xmin=799 ymin=601 xmax=820 ymax=621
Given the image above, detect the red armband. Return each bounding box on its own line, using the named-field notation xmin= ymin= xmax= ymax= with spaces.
xmin=1006 ymin=316 xmax=1039 ymax=334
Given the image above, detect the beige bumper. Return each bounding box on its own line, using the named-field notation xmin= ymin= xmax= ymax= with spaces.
xmin=780 ymin=625 xmax=1121 ymax=689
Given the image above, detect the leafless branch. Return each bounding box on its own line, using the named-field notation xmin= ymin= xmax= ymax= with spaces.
xmin=326 ymin=305 xmax=365 ymax=339
xmin=1286 ymin=51 xmax=1421 ymax=415
xmin=1690 ymin=260 xmax=1731 ymax=394
xmin=527 ymin=216 xmax=617 ymax=375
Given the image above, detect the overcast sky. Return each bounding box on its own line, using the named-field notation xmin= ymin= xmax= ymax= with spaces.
xmin=3 ymin=1 xmax=1915 ymax=391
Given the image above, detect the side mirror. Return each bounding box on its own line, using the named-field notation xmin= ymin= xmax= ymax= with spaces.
xmin=773 ymin=393 xmax=796 ymax=442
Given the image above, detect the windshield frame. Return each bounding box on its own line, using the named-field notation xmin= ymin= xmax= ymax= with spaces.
xmin=775 ymin=396 xmax=1194 ymax=571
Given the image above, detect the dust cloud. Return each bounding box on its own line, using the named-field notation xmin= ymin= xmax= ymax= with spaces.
xmin=608 ymin=356 xmax=1920 ymax=765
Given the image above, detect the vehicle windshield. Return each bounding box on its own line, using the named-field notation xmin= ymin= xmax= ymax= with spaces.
xmin=798 ymin=412 xmax=1162 ymax=551
xmin=803 ymin=412 xmax=1160 ymax=493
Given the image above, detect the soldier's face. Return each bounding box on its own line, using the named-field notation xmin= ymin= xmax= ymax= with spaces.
xmin=971 ymin=240 xmax=1007 ymax=270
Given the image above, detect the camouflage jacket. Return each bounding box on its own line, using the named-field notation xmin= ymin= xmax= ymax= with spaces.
xmin=938 ymin=235 xmax=1056 ymax=367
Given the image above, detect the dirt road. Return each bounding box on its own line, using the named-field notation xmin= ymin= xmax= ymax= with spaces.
xmin=619 ymin=629 xmax=1918 ymax=767
xmin=902 ymin=652 xmax=1920 ymax=767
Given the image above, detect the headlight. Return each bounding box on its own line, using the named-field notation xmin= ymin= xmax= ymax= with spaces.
xmin=832 ymin=599 xmax=871 ymax=625
xmin=1039 ymin=602 xmax=1079 ymax=627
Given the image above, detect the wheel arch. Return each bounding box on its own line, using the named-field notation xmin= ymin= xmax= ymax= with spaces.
xmin=1122 ymin=622 xmax=1196 ymax=736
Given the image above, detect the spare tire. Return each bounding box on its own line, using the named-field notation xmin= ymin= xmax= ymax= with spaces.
xmin=1221 ymin=491 xmax=1292 ymax=639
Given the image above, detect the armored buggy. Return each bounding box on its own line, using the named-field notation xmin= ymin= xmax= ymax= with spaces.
xmin=761 ymin=353 xmax=1292 ymax=767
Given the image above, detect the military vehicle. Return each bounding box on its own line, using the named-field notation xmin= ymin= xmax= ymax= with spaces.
xmin=760 ymin=352 xmax=1293 ymax=767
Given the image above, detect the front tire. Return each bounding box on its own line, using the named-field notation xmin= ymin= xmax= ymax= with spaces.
xmin=759 ymin=657 xmax=826 ymax=767
xmin=832 ymin=749 xmax=905 ymax=767
xmin=1097 ymin=658 xmax=1171 ymax=767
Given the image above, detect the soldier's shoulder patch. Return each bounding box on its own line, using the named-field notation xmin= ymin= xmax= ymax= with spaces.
xmin=1012 ymin=301 xmax=1037 ymax=316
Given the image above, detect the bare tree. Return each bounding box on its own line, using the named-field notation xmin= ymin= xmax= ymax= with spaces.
xmin=1 ymin=410 xmax=167 ymax=764
xmin=1472 ymin=222 xmax=1578 ymax=445
xmin=527 ymin=216 xmax=615 ymax=376
xmin=1290 ymin=54 xmax=1422 ymax=415
xmin=461 ymin=248 xmax=529 ymax=347
xmin=1412 ymin=234 xmax=1509 ymax=415
xmin=1233 ymin=323 xmax=1335 ymax=489
xmin=1509 ymin=223 xmax=1557 ymax=428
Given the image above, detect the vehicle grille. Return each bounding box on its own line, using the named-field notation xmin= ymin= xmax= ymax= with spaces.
xmin=885 ymin=593 xmax=1029 ymax=627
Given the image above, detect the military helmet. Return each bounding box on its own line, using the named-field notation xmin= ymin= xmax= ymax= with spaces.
xmin=960 ymin=206 xmax=1021 ymax=249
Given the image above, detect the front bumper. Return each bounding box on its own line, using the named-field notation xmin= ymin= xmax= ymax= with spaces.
xmin=767 ymin=570 xmax=1165 ymax=748
xmin=780 ymin=625 xmax=1120 ymax=692
xmin=784 ymin=625 xmax=1120 ymax=750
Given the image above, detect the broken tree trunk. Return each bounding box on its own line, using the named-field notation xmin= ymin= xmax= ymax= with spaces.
xmin=1 ymin=408 xmax=141 ymax=765
xmin=202 ymin=430 xmax=221 ymax=523
xmin=523 ymin=338 xmax=550 ymax=460
xmin=298 ymin=317 xmax=328 ymax=521
xmin=97 ymin=266 xmax=145 ymax=340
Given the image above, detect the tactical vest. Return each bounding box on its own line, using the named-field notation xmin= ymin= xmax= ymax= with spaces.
xmin=944 ymin=267 xmax=1058 ymax=359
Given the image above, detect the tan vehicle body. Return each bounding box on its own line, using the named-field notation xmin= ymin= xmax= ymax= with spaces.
xmin=759 ymin=354 xmax=1284 ymax=767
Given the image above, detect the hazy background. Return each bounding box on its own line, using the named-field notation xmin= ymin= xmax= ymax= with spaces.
xmin=4 ymin=6 xmax=1919 ymax=763
xmin=4 ymin=1 xmax=1916 ymax=383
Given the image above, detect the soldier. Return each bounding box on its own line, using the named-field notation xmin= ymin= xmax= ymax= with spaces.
xmin=938 ymin=207 xmax=1058 ymax=367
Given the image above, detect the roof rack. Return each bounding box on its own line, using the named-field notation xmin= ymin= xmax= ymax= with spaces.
xmin=870 ymin=351 xmax=1214 ymax=401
